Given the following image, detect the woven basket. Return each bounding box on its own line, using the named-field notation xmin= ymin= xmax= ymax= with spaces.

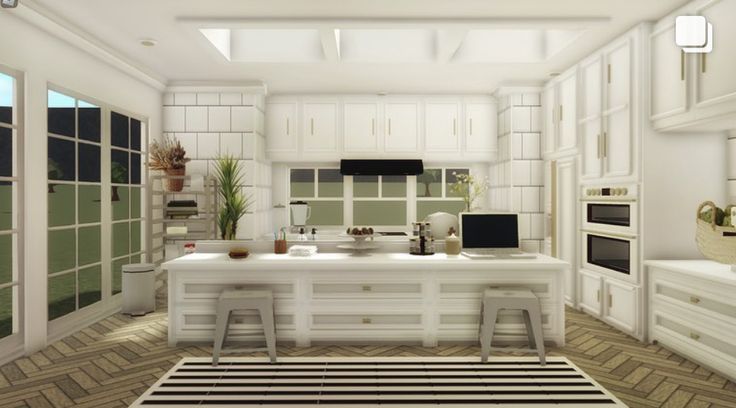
xmin=695 ymin=201 xmax=736 ymax=265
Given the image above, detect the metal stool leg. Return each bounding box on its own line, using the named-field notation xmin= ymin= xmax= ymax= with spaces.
xmin=521 ymin=310 xmax=537 ymax=350
xmin=480 ymin=303 xmax=499 ymax=363
xmin=526 ymin=306 xmax=546 ymax=366
xmin=259 ymin=303 xmax=278 ymax=363
xmin=212 ymin=307 xmax=231 ymax=366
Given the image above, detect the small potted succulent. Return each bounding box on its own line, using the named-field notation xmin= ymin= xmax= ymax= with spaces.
xmin=148 ymin=136 xmax=190 ymax=192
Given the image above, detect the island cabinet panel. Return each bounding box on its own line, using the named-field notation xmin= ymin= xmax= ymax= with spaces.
xmin=165 ymin=253 xmax=567 ymax=348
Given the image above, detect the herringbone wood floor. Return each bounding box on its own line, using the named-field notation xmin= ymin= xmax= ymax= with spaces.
xmin=1 ymin=289 xmax=735 ymax=408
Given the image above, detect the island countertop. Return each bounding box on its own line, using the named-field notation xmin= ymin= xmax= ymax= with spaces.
xmin=163 ymin=252 xmax=569 ymax=272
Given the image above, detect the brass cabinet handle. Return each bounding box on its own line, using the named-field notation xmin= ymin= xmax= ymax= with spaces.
xmin=690 ymin=332 xmax=700 ymax=341
xmin=388 ymin=119 xmax=392 ymax=136
xmin=702 ymin=53 xmax=707 ymax=73
xmin=608 ymin=293 xmax=613 ymax=308
xmin=286 ymin=118 xmax=290 ymax=135
xmin=680 ymin=51 xmax=685 ymax=81
xmin=470 ymin=118 xmax=473 ymax=136
xmin=362 ymin=317 xmax=372 ymax=324
xmin=453 ymin=118 xmax=457 ymax=136
xmin=597 ymin=134 xmax=602 ymax=159
xmin=362 ymin=285 xmax=372 ymax=292
xmin=607 ymin=64 xmax=611 ymax=84
xmin=310 ymin=118 xmax=314 ymax=135
xmin=559 ymin=105 xmax=563 ymax=122
xmin=602 ymin=132 xmax=607 ymax=158
xmin=372 ymin=118 xmax=375 ymax=135
xmin=597 ymin=289 xmax=600 ymax=303
xmin=689 ymin=296 xmax=701 ymax=304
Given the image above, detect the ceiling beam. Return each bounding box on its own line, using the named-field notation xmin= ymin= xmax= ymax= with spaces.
xmin=436 ymin=29 xmax=468 ymax=63
xmin=320 ymin=28 xmax=340 ymax=62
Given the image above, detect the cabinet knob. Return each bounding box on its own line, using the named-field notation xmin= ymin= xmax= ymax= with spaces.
xmin=362 ymin=285 xmax=372 ymax=292
xmin=690 ymin=332 xmax=700 ymax=341
xmin=689 ymin=296 xmax=701 ymax=304
xmin=362 ymin=317 xmax=372 ymax=324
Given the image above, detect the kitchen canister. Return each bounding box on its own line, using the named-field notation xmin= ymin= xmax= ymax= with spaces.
xmin=445 ymin=227 xmax=461 ymax=255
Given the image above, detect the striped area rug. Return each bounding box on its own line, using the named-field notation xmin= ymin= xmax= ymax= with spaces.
xmin=131 ymin=357 xmax=626 ymax=407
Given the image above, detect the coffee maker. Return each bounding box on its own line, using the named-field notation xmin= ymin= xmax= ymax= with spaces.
xmin=290 ymin=201 xmax=311 ymax=230
xmin=410 ymin=222 xmax=435 ymax=256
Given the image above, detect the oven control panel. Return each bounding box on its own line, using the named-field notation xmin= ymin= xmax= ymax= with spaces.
xmin=582 ymin=184 xmax=638 ymax=199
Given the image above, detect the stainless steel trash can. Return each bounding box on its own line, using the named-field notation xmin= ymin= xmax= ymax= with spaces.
xmin=122 ymin=263 xmax=156 ymax=316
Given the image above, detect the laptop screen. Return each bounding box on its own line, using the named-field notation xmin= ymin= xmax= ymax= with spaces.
xmin=461 ymin=213 xmax=520 ymax=249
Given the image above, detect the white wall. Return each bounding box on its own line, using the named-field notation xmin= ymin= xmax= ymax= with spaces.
xmin=0 ymin=10 xmax=162 ymax=358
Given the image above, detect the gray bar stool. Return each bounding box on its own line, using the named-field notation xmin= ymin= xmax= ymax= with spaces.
xmin=479 ymin=287 xmax=545 ymax=365
xmin=212 ymin=289 xmax=277 ymax=366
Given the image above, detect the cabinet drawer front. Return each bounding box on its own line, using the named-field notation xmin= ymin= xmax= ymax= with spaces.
xmin=654 ymin=311 xmax=736 ymax=360
xmin=652 ymin=277 xmax=736 ymax=321
xmin=440 ymin=309 xmax=552 ymax=331
xmin=179 ymin=309 xmax=295 ymax=332
xmin=311 ymin=314 xmax=422 ymax=329
xmin=179 ymin=282 xmax=294 ymax=301
xmin=312 ymin=282 xmax=422 ymax=298
xmin=439 ymin=282 xmax=552 ymax=300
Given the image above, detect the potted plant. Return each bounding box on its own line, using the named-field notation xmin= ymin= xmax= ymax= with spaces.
xmin=147 ymin=136 xmax=190 ymax=192
xmin=449 ymin=172 xmax=490 ymax=212
xmin=213 ymin=155 xmax=251 ymax=240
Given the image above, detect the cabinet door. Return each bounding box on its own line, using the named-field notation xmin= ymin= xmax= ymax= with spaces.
xmin=603 ymin=109 xmax=631 ymax=178
xmin=465 ymin=103 xmax=497 ymax=153
xmin=650 ymin=24 xmax=688 ymax=119
xmin=695 ymin=0 xmax=736 ymax=107
xmin=344 ymin=102 xmax=379 ymax=153
xmin=580 ymin=119 xmax=602 ymax=180
xmin=425 ymin=102 xmax=460 ymax=152
xmin=542 ymin=87 xmax=557 ymax=155
xmin=556 ymin=158 xmax=577 ymax=305
xmin=580 ymin=57 xmax=602 ymax=119
xmin=265 ymin=102 xmax=297 ymax=153
xmin=605 ymin=40 xmax=631 ymax=111
xmin=557 ymin=74 xmax=577 ymax=152
xmin=384 ymin=102 xmax=419 ymax=152
xmin=579 ymin=270 xmax=602 ymax=317
xmin=302 ymin=102 xmax=338 ymax=153
xmin=604 ymin=280 xmax=638 ymax=334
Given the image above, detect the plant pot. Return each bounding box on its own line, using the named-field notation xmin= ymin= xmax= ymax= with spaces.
xmin=165 ymin=167 xmax=186 ymax=192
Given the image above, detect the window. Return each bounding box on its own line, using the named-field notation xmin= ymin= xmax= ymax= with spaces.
xmin=47 ymin=89 xmax=148 ymax=322
xmin=289 ymin=169 xmax=344 ymax=226
xmin=47 ymin=90 xmax=103 ymax=320
xmin=353 ymin=175 xmax=407 ymax=226
xmin=110 ymin=111 xmax=146 ymax=295
xmin=0 ymin=70 xmax=20 ymax=341
xmin=416 ymin=168 xmax=468 ymax=221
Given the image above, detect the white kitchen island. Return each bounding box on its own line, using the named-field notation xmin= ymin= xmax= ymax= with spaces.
xmin=163 ymin=252 xmax=568 ymax=348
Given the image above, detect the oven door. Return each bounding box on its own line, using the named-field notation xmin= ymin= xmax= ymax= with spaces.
xmin=583 ymin=201 xmax=637 ymax=235
xmin=582 ymin=231 xmax=638 ymax=283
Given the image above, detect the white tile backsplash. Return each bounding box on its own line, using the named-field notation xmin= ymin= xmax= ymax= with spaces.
xmin=163 ymin=107 xmax=185 ymax=132
xmin=231 ymin=106 xmax=255 ymax=132
xmin=522 ymin=133 xmax=541 ymax=159
xmin=512 ymin=136 xmax=522 ymax=159
xmin=197 ymin=133 xmax=220 ymax=159
xmin=242 ymin=133 xmax=255 ymax=160
xmin=512 ymin=106 xmax=531 ymax=132
xmin=220 ymin=132 xmax=243 ymax=159
xmin=530 ymin=213 xmax=544 ymax=239
xmin=163 ymin=93 xmax=174 ymax=106
xmin=518 ymin=213 xmax=531 ymax=239
xmin=513 ymin=161 xmax=531 ymax=186
xmin=176 ymin=132 xmax=197 ymax=159
xmin=186 ymin=159 xmax=208 ymax=177
xmin=220 ymin=92 xmax=242 ymax=106
xmin=197 ymin=93 xmax=219 ymax=106
xmin=530 ymin=160 xmax=544 ymax=186
xmin=520 ymin=240 xmax=541 ymax=253
xmin=530 ymin=107 xmax=542 ymax=132
xmin=185 ymin=106 xmax=208 ymax=132
xmin=175 ymin=93 xmax=196 ymax=106
xmin=208 ymin=106 xmax=231 ymax=132
xmin=522 ymin=93 xmax=541 ymax=106
xmin=521 ymin=187 xmax=541 ymax=213
xmin=511 ymin=187 xmax=522 ymax=213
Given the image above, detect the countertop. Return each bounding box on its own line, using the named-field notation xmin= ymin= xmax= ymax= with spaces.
xmin=163 ymin=252 xmax=569 ymax=272
xmin=645 ymin=259 xmax=736 ymax=285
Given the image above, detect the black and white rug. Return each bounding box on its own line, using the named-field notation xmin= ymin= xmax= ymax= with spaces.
xmin=131 ymin=357 xmax=626 ymax=407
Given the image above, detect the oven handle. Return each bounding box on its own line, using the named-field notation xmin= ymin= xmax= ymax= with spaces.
xmin=582 ymin=229 xmax=638 ymax=240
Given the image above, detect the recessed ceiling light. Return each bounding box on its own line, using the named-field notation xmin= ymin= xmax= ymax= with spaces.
xmin=548 ymin=72 xmax=560 ymax=77
xmin=140 ymin=39 xmax=157 ymax=47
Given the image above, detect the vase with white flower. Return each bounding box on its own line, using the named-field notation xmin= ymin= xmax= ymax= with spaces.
xmin=449 ymin=172 xmax=489 ymax=212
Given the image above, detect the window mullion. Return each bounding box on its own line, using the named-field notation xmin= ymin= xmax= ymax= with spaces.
xmin=100 ymin=106 xmax=112 ymax=301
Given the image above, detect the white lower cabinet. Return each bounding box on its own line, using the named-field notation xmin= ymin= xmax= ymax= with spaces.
xmin=579 ymin=269 xmax=642 ymax=338
xmin=648 ymin=261 xmax=736 ymax=381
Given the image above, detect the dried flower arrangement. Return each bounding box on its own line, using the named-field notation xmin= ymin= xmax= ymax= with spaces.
xmin=148 ymin=136 xmax=191 ymax=191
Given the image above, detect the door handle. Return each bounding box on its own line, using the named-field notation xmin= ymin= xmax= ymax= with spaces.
xmin=680 ymin=50 xmax=685 ymax=81
xmin=597 ymin=134 xmax=602 ymax=159
xmin=559 ymin=105 xmax=563 ymax=122
xmin=372 ymin=119 xmax=375 ymax=136
xmin=689 ymin=296 xmax=701 ymax=304
xmin=362 ymin=285 xmax=372 ymax=292
xmin=596 ymin=289 xmax=600 ymax=303
xmin=310 ymin=118 xmax=314 ymax=135
xmin=388 ymin=119 xmax=391 ymax=136
xmin=701 ymin=53 xmax=706 ymax=73
xmin=602 ymin=132 xmax=607 ymax=158
xmin=453 ymin=118 xmax=456 ymax=136
xmin=607 ymin=64 xmax=611 ymax=84
xmin=362 ymin=317 xmax=372 ymax=324
xmin=286 ymin=118 xmax=289 ymax=135
xmin=470 ymin=118 xmax=473 ymax=136
xmin=608 ymin=293 xmax=613 ymax=308
xmin=690 ymin=332 xmax=700 ymax=341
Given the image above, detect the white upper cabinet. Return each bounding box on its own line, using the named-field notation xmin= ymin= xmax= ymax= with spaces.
xmin=542 ymin=86 xmax=557 ymax=156
xmin=695 ymin=0 xmax=736 ymax=108
xmin=580 ymin=56 xmax=602 ymax=120
xmin=603 ymin=109 xmax=632 ymax=178
xmin=604 ymin=39 xmax=631 ymax=111
xmin=649 ymin=23 xmax=688 ymax=120
xmin=344 ymin=102 xmax=379 ymax=153
xmin=651 ymin=0 xmax=736 ymax=131
xmin=265 ymin=101 xmax=297 ymax=154
xmin=302 ymin=101 xmax=338 ymax=155
xmin=425 ymin=102 xmax=460 ymax=152
xmin=557 ymin=73 xmax=577 ymax=153
xmin=384 ymin=102 xmax=419 ymax=153
xmin=581 ymin=118 xmax=602 ymax=179
xmin=465 ymin=102 xmax=497 ymax=153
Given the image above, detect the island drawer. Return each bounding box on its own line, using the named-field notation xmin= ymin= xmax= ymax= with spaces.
xmin=650 ymin=270 xmax=736 ymax=322
xmin=177 ymin=308 xmax=296 ymax=332
xmin=652 ymin=309 xmax=736 ymax=365
xmin=311 ymin=282 xmax=422 ymax=299
xmin=176 ymin=281 xmax=295 ymax=301
xmin=310 ymin=313 xmax=422 ymax=329
xmin=438 ymin=308 xmax=555 ymax=331
xmin=438 ymin=280 xmax=554 ymax=300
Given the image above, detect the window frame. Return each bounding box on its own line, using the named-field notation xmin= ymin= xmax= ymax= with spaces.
xmin=0 ymin=65 xmax=23 ymax=349
xmin=288 ymin=167 xmax=345 ymax=227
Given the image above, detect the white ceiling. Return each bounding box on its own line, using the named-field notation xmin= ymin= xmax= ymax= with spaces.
xmin=26 ymin=0 xmax=689 ymax=94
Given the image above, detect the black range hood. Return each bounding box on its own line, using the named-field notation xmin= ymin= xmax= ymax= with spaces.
xmin=340 ymin=159 xmax=424 ymax=176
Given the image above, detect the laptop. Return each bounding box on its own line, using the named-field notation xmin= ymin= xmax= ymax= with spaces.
xmin=459 ymin=212 xmax=536 ymax=259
